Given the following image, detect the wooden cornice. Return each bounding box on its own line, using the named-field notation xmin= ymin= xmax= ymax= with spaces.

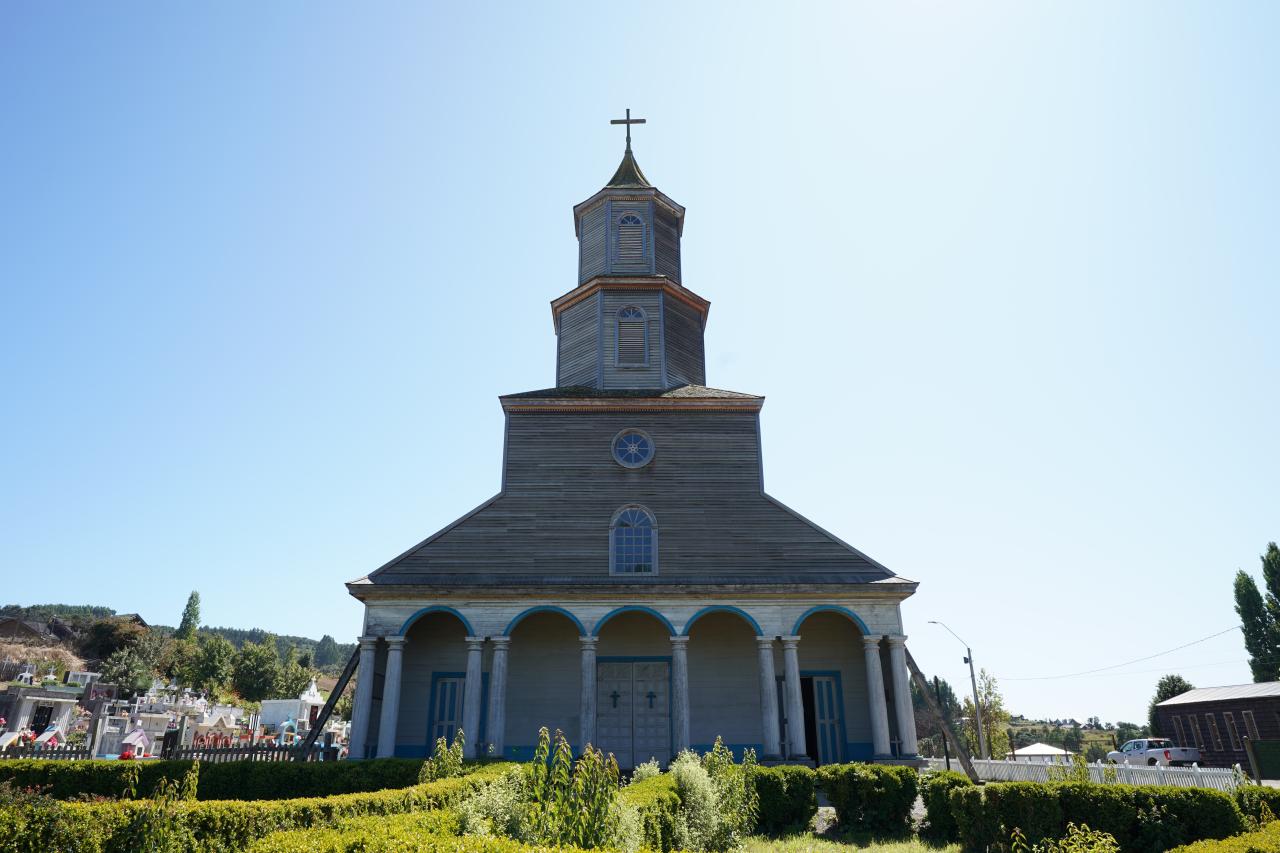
xmin=551 ymin=276 xmax=710 ymax=332
xmin=499 ymin=395 xmax=763 ymax=415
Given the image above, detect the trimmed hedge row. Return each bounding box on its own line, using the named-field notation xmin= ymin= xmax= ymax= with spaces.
xmin=617 ymin=772 xmax=681 ymax=852
xmin=248 ymin=810 xmax=596 ymax=853
xmin=0 ymin=757 xmax=429 ymax=802
xmin=816 ymin=762 xmax=918 ymax=835
xmin=920 ymin=770 xmax=974 ymax=841
xmin=950 ymin=781 xmax=1246 ymax=852
xmin=1168 ymin=821 xmax=1280 ymax=853
xmin=0 ymin=759 xmax=200 ymax=800
xmin=751 ymin=764 xmax=818 ymax=835
xmin=0 ymin=762 xmax=515 ymax=853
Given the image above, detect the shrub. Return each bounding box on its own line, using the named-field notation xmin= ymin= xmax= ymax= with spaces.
xmin=198 ymin=757 xmax=425 ymax=800
xmin=420 ymin=729 xmax=466 ymax=783
xmin=1236 ymin=786 xmax=1280 ymax=826
xmin=750 ymin=764 xmax=817 ymax=836
xmin=456 ymin=765 xmax=527 ymax=839
xmin=1012 ymin=822 xmax=1122 ymax=853
xmin=1167 ymin=820 xmax=1280 ymax=853
xmin=815 ymin=762 xmax=919 ymax=836
xmin=920 ymin=770 xmax=973 ymax=841
xmin=0 ymin=762 xmax=516 ymax=853
xmin=0 ymin=759 xmax=199 ymax=800
xmin=247 ymin=809 xmax=463 ymax=852
xmin=630 ymin=759 xmax=661 ymax=785
xmin=950 ymin=781 xmax=1246 ymax=853
xmin=521 ymin=727 xmax=620 ymax=849
xmin=617 ymin=772 xmax=680 ymax=852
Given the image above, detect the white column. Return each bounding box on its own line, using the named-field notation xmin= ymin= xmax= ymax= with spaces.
xmin=579 ymin=636 xmax=598 ymax=750
xmin=348 ymin=636 xmax=379 ymax=760
xmin=461 ymin=636 xmax=485 ymax=759
xmin=863 ymin=635 xmax=892 ymax=757
xmin=486 ymin=636 xmax=510 ymax=758
xmin=886 ymin=635 xmax=919 ymax=756
xmin=671 ymin=635 xmax=691 ymax=753
xmin=376 ymin=636 xmax=406 ymax=758
xmin=781 ymin=635 xmax=807 ymax=759
xmin=756 ymin=636 xmax=782 ymax=759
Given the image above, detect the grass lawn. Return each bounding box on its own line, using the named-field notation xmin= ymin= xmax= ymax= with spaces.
xmin=744 ymin=837 xmax=960 ymax=852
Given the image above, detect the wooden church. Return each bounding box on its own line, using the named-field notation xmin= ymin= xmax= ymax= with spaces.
xmin=345 ymin=117 xmax=920 ymax=767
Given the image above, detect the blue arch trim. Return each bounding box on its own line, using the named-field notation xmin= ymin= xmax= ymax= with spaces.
xmin=399 ymin=606 xmax=475 ymax=636
xmin=593 ymin=606 xmax=676 ymax=636
xmin=504 ymin=606 xmax=587 ymax=637
xmin=790 ymin=605 xmax=871 ymax=636
xmin=682 ymin=605 xmax=763 ymax=636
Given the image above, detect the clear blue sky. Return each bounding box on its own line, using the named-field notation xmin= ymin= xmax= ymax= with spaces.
xmin=2 ymin=2 xmax=1276 ymax=725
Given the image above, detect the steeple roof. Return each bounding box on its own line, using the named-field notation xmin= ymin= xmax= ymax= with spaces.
xmin=605 ymin=148 xmax=651 ymax=188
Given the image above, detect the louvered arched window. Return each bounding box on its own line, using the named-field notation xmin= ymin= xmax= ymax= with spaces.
xmin=615 ymin=306 xmax=647 ymax=366
xmin=611 ymin=505 xmax=657 ymax=574
xmin=616 ymin=212 xmax=645 ymax=267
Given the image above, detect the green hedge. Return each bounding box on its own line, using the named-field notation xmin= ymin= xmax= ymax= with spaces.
xmin=249 ymin=809 xmax=595 ymax=853
xmin=751 ymin=764 xmax=817 ymax=836
xmin=949 ymin=781 xmax=1246 ymax=852
xmin=617 ymin=772 xmax=681 ymax=852
xmin=0 ymin=757 xmax=429 ymax=802
xmin=1168 ymin=821 xmax=1280 ymax=853
xmin=0 ymin=759 xmax=199 ymax=800
xmin=197 ymin=757 xmax=427 ymax=800
xmin=919 ymin=770 xmax=973 ymax=841
xmin=0 ymin=762 xmax=515 ymax=853
xmin=815 ymin=763 xmax=918 ymax=835
xmin=1236 ymin=786 xmax=1280 ymax=825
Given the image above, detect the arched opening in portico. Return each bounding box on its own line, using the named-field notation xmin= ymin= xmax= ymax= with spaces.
xmin=397 ymin=609 xmax=474 ymax=758
xmin=792 ymin=609 xmax=873 ymax=765
xmin=504 ymin=610 xmax=582 ymax=759
xmin=595 ymin=609 xmax=674 ymax=768
xmin=687 ymin=609 xmax=762 ymax=755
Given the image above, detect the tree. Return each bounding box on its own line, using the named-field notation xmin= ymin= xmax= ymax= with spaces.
xmin=77 ymin=617 xmax=148 ymax=662
xmin=232 ymin=637 xmax=281 ymax=701
xmin=911 ymin=675 xmax=962 ymax=757
xmin=1233 ymin=544 xmax=1280 ymax=682
xmin=176 ymin=591 xmax=201 ymax=641
xmin=961 ymin=668 xmax=1011 ymax=759
xmin=192 ymin=634 xmax=235 ymax=693
xmin=1148 ymin=674 xmax=1194 ymax=736
xmin=101 ymin=647 xmax=153 ymax=697
xmin=1115 ymin=721 xmax=1147 ymax=744
xmin=275 ymin=646 xmax=313 ymax=698
xmin=314 ymin=634 xmax=340 ymax=669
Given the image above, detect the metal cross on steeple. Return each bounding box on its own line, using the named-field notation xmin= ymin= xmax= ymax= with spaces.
xmin=610 ymin=109 xmax=646 ymax=152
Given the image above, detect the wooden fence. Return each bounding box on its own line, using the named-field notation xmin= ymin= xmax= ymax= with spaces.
xmin=166 ymin=744 xmax=338 ymax=763
xmin=924 ymin=757 xmax=1243 ymax=791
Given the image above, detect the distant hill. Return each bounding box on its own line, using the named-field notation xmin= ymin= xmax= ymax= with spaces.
xmin=2 ymin=603 xmax=354 ymax=669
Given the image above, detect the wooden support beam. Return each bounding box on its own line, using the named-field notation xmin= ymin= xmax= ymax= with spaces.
xmin=295 ymin=648 xmax=360 ymax=760
xmin=906 ymin=647 xmax=979 ymax=782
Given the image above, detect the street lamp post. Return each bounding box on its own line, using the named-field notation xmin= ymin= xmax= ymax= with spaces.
xmin=929 ymin=620 xmax=989 ymax=760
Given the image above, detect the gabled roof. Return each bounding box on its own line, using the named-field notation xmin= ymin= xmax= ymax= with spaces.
xmin=1157 ymin=683 xmax=1280 ymax=705
xmin=606 ymin=149 xmax=651 ymax=188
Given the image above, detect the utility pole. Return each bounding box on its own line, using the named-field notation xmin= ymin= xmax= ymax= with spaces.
xmin=930 ymin=621 xmax=989 ymax=760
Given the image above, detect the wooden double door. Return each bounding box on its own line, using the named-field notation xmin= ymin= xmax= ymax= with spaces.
xmin=778 ymin=674 xmax=845 ymax=765
xmin=596 ymin=661 xmax=670 ymax=768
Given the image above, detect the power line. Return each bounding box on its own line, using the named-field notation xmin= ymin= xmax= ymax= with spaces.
xmin=1002 ymin=625 xmax=1243 ymax=681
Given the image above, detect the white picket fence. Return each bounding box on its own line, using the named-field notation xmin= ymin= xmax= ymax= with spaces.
xmin=923 ymin=758 xmax=1243 ymax=792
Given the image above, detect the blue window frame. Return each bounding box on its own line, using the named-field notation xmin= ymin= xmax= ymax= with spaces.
xmin=610 ymin=505 xmax=657 ymax=575
xmin=619 ymin=213 xmax=643 ymax=226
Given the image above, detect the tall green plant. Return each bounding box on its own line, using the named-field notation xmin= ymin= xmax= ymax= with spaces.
xmin=419 ymin=729 xmax=466 ymax=783
xmin=523 ymin=727 xmax=620 ymax=848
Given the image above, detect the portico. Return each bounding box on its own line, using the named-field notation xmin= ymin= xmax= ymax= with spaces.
xmin=346 ymin=599 xmax=918 ymax=765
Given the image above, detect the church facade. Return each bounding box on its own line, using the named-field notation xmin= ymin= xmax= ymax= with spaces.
xmin=345 ymin=132 xmax=920 ymax=767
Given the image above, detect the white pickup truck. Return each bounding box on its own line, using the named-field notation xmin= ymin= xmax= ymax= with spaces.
xmin=1107 ymin=738 xmax=1201 ymax=767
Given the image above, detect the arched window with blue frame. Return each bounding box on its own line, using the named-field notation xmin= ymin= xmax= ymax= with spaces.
xmin=610 ymin=505 xmax=657 ymax=575
xmin=615 ymin=306 xmax=648 ymax=366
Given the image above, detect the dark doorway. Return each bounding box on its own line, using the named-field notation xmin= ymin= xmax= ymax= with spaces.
xmin=801 ymin=677 xmax=820 ymax=764
xmin=777 ymin=674 xmax=845 ymax=765
xmin=30 ymin=705 xmax=53 ymax=733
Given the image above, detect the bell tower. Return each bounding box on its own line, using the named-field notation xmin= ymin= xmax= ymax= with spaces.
xmin=554 ymin=112 xmax=708 ymax=391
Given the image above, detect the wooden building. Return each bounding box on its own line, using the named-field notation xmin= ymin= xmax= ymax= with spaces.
xmin=345 ymin=128 xmax=920 ymax=767
xmin=1155 ymin=683 xmax=1280 ymax=769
